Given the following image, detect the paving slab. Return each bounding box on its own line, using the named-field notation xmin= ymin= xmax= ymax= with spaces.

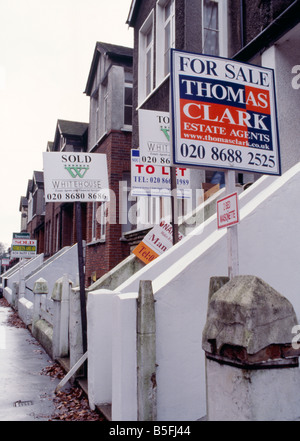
xmin=0 ymin=305 xmax=60 ymax=421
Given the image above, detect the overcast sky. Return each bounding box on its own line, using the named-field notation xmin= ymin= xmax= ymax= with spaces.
xmin=0 ymin=0 xmax=133 ymax=249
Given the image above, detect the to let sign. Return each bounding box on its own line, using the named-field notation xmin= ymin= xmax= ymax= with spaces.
xmin=217 ymin=192 xmax=239 ymax=229
xmin=131 ymin=149 xmax=191 ymax=198
xmin=170 ymin=49 xmax=281 ymax=175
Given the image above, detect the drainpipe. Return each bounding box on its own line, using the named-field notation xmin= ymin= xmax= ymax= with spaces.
xmin=240 ymin=0 xmax=245 ymax=48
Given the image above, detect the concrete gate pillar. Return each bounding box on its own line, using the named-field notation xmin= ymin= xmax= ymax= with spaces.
xmin=202 ymin=275 xmax=300 ymax=421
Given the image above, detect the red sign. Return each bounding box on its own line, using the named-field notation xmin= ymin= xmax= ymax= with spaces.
xmin=217 ymin=192 xmax=239 ymax=229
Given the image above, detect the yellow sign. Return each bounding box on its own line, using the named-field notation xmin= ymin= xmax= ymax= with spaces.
xmin=133 ymin=241 xmax=159 ymax=265
xmin=132 ymin=221 xmax=183 ymax=265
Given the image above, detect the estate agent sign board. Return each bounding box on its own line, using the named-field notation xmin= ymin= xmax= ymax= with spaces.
xmin=43 ymin=152 xmax=109 ymax=203
xmin=11 ymin=239 xmax=37 ymax=258
xmin=138 ymin=109 xmax=171 ymax=166
xmin=217 ymin=192 xmax=239 ymax=229
xmin=13 ymin=232 xmax=30 ymax=239
xmin=131 ymin=149 xmax=191 ymax=198
xmin=170 ymin=49 xmax=281 ymax=175
xmin=133 ymin=220 xmax=183 ymax=265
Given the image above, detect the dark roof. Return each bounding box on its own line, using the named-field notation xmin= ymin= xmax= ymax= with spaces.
xmin=57 ymin=119 xmax=89 ymax=138
xmin=33 ymin=171 xmax=44 ymax=184
xmin=47 ymin=141 xmax=54 ymax=152
xmin=26 ymin=179 xmax=33 ymax=199
xmin=96 ymin=42 xmax=133 ymax=59
xmin=50 ymin=119 xmax=88 ymax=151
xmin=84 ymin=41 xmax=133 ymax=96
xmin=19 ymin=196 xmax=28 ymax=211
xmin=127 ymin=0 xmax=140 ymax=27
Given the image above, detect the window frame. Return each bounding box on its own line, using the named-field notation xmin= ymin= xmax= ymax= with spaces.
xmin=91 ymin=202 xmax=98 ymax=242
xmin=136 ymin=196 xmax=161 ymax=229
xmin=90 ymin=201 xmax=106 ymax=243
xmin=55 ymin=213 xmax=60 ymax=252
xmin=138 ymin=10 xmax=154 ymax=104
xmin=98 ymin=202 xmax=106 ymax=240
xmin=103 ymin=83 xmax=109 ymax=134
xmin=123 ymin=82 xmax=133 ymax=128
xmin=202 ymin=0 xmax=228 ymax=57
xmin=156 ymin=0 xmax=175 ymax=86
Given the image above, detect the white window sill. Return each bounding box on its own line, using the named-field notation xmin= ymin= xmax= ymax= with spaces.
xmin=137 ymin=74 xmax=170 ymax=110
xmin=86 ymin=238 xmax=106 ymax=246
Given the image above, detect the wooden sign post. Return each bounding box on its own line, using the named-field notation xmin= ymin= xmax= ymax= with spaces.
xmin=75 ymin=201 xmax=87 ymax=354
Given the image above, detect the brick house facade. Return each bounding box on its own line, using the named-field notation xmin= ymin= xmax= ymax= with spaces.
xmin=125 ymin=0 xmax=300 ymax=248
xmin=84 ymin=130 xmax=132 ymax=283
xmin=25 ymin=171 xmax=45 ymax=255
xmin=84 ymin=42 xmax=133 ymax=285
xmin=18 ymin=43 xmax=133 ymax=287
xmin=43 ymin=120 xmax=88 ymax=258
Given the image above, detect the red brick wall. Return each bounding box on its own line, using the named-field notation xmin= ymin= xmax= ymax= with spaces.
xmin=85 ymin=130 xmax=132 ymax=285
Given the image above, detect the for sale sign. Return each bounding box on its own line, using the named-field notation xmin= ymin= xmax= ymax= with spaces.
xmin=170 ymin=49 xmax=281 ymax=175
xmin=43 ymin=152 xmax=110 ymax=203
xmin=217 ymin=192 xmax=239 ymax=229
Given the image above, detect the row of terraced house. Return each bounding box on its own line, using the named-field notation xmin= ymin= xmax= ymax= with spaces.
xmin=5 ymin=0 xmax=300 ymax=421
xmin=17 ymin=0 xmax=300 ymax=289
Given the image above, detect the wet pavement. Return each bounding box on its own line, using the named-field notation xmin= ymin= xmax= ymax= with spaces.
xmin=0 ymin=303 xmax=60 ymax=421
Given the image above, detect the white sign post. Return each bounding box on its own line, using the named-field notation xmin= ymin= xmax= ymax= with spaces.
xmin=138 ymin=109 xmax=180 ymax=244
xmin=217 ymin=178 xmax=240 ymax=278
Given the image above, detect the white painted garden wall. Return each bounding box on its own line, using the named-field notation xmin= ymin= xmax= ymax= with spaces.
xmin=2 ymin=253 xmax=44 ymax=293
xmin=24 ymin=245 xmax=79 ymax=304
xmin=87 ymin=162 xmax=300 ymax=421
